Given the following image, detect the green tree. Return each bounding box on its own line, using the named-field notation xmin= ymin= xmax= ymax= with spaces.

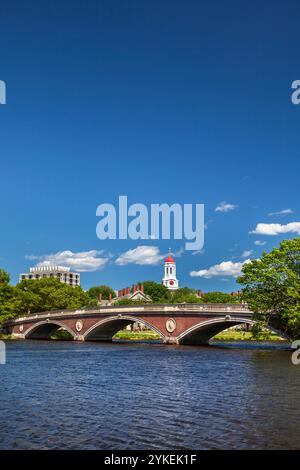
xmin=0 ymin=269 xmax=20 ymax=323
xmin=171 ymin=287 xmax=202 ymax=304
xmin=14 ymin=278 xmax=90 ymax=314
xmin=237 ymin=238 xmax=300 ymax=339
xmin=114 ymin=297 xmax=143 ymax=305
xmin=142 ymin=281 xmax=170 ymax=302
xmin=87 ymin=285 xmax=116 ymax=301
xmin=202 ymin=291 xmax=237 ymax=303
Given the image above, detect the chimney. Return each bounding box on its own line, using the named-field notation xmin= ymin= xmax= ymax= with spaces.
xmin=109 ymin=293 xmax=112 ymax=302
xmin=140 ymin=283 xmax=144 ymax=293
xmin=99 ymin=293 xmax=102 ymax=302
xmin=197 ymin=289 xmax=203 ymax=297
xmin=133 ymin=284 xmax=137 ymax=293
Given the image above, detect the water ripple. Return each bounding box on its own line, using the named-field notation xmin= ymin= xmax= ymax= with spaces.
xmin=0 ymin=340 xmax=299 ymax=449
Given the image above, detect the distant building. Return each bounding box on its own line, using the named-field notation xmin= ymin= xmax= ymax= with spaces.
xmin=113 ymin=284 xmax=151 ymax=303
xmin=162 ymin=255 xmax=179 ymax=290
xmin=97 ymin=284 xmax=151 ymax=305
xmin=19 ymin=265 xmax=80 ymax=287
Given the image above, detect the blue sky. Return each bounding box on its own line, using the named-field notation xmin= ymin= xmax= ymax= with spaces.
xmin=0 ymin=0 xmax=299 ymax=291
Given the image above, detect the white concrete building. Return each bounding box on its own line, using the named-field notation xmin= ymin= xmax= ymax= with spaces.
xmin=162 ymin=255 xmax=179 ymax=290
xmin=19 ymin=265 xmax=80 ymax=287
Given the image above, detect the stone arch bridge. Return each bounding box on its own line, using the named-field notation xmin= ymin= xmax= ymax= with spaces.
xmin=3 ymin=303 xmax=286 ymax=345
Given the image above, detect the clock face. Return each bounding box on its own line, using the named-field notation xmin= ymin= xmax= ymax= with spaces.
xmin=169 ymin=280 xmax=174 ymax=286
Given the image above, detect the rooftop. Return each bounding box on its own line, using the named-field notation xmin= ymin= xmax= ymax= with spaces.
xmin=29 ymin=265 xmax=71 ymax=273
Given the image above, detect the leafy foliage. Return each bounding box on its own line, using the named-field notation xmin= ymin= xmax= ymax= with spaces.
xmin=14 ymin=278 xmax=90 ymax=313
xmin=202 ymin=291 xmax=238 ymax=303
xmin=142 ymin=281 xmax=170 ymax=302
xmin=0 ymin=269 xmax=22 ymax=323
xmin=114 ymin=298 xmax=145 ymax=305
xmin=238 ymin=238 xmax=300 ymax=338
xmin=142 ymin=283 xmax=202 ymax=303
xmin=170 ymin=287 xmax=202 ymax=304
xmin=0 ymin=274 xmax=90 ymax=323
xmin=87 ymin=285 xmax=116 ymax=301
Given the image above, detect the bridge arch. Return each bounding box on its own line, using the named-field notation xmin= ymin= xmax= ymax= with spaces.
xmin=24 ymin=320 xmax=77 ymax=340
xmin=177 ymin=317 xmax=289 ymax=345
xmin=83 ymin=315 xmax=166 ymax=342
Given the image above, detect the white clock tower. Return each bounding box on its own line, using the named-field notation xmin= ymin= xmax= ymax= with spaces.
xmin=162 ymin=253 xmax=179 ymax=290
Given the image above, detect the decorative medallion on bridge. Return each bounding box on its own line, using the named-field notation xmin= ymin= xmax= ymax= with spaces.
xmin=75 ymin=320 xmax=83 ymax=332
xmin=166 ymin=318 xmax=176 ymax=333
xmin=19 ymin=325 xmax=23 ymax=332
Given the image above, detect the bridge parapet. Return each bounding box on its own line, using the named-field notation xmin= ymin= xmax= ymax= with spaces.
xmin=4 ymin=303 xmax=253 ymax=326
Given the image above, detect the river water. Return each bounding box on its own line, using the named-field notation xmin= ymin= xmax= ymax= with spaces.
xmin=0 ymin=340 xmax=299 ymax=450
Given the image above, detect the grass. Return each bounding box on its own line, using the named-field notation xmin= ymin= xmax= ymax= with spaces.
xmin=0 ymin=333 xmax=14 ymax=340
xmin=114 ymin=328 xmax=285 ymax=342
xmin=51 ymin=329 xmax=162 ymax=341
xmin=213 ymin=329 xmax=284 ymax=341
xmin=50 ymin=330 xmax=74 ymax=340
xmin=113 ymin=330 xmax=161 ymax=340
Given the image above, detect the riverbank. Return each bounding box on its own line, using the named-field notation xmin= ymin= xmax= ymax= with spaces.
xmin=113 ymin=329 xmax=284 ymax=341
xmin=0 ymin=329 xmax=284 ymax=342
xmin=0 ymin=334 xmax=13 ymax=340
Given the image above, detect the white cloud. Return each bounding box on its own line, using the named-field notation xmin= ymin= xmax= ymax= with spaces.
xmin=191 ymin=249 xmax=205 ymax=256
xmin=34 ymin=250 xmax=109 ymax=272
xmin=254 ymin=240 xmax=266 ymax=246
xmin=25 ymin=255 xmax=40 ymax=261
xmin=190 ymin=259 xmax=251 ymax=279
xmin=115 ymin=246 xmax=165 ymax=266
xmin=241 ymin=250 xmax=253 ymax=258
xmin=250 ymin=222 xmax=300 ymax=236
xmin=267 ymin=208 xmax=293 ymax=217
xmin=215 ymin=201 xmax=238 ymax=213
xmin=229 ymin=243 xmax=239 ymax=253
xmin=173 ymin=247 xmax=185 ymax=258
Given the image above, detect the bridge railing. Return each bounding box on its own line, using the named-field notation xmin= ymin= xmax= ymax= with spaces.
xmin=3 ymin=302 xmax=253 ymax=325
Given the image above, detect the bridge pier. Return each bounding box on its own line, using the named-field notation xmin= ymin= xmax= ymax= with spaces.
xmin=164 ymin=336 xmax=179 ymax=345
xmin=10 ymin=333 xmax=25 ymax=340
xmin=75 ymin=335 xmax=85 ymax=341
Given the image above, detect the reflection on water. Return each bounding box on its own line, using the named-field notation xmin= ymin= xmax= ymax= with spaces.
xmin=0 ymin=340 xmax=299 ymax=450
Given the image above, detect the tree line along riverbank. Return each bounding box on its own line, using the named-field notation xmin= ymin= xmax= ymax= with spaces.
xmin=0 ymin=238 xmax=299 ymax=340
